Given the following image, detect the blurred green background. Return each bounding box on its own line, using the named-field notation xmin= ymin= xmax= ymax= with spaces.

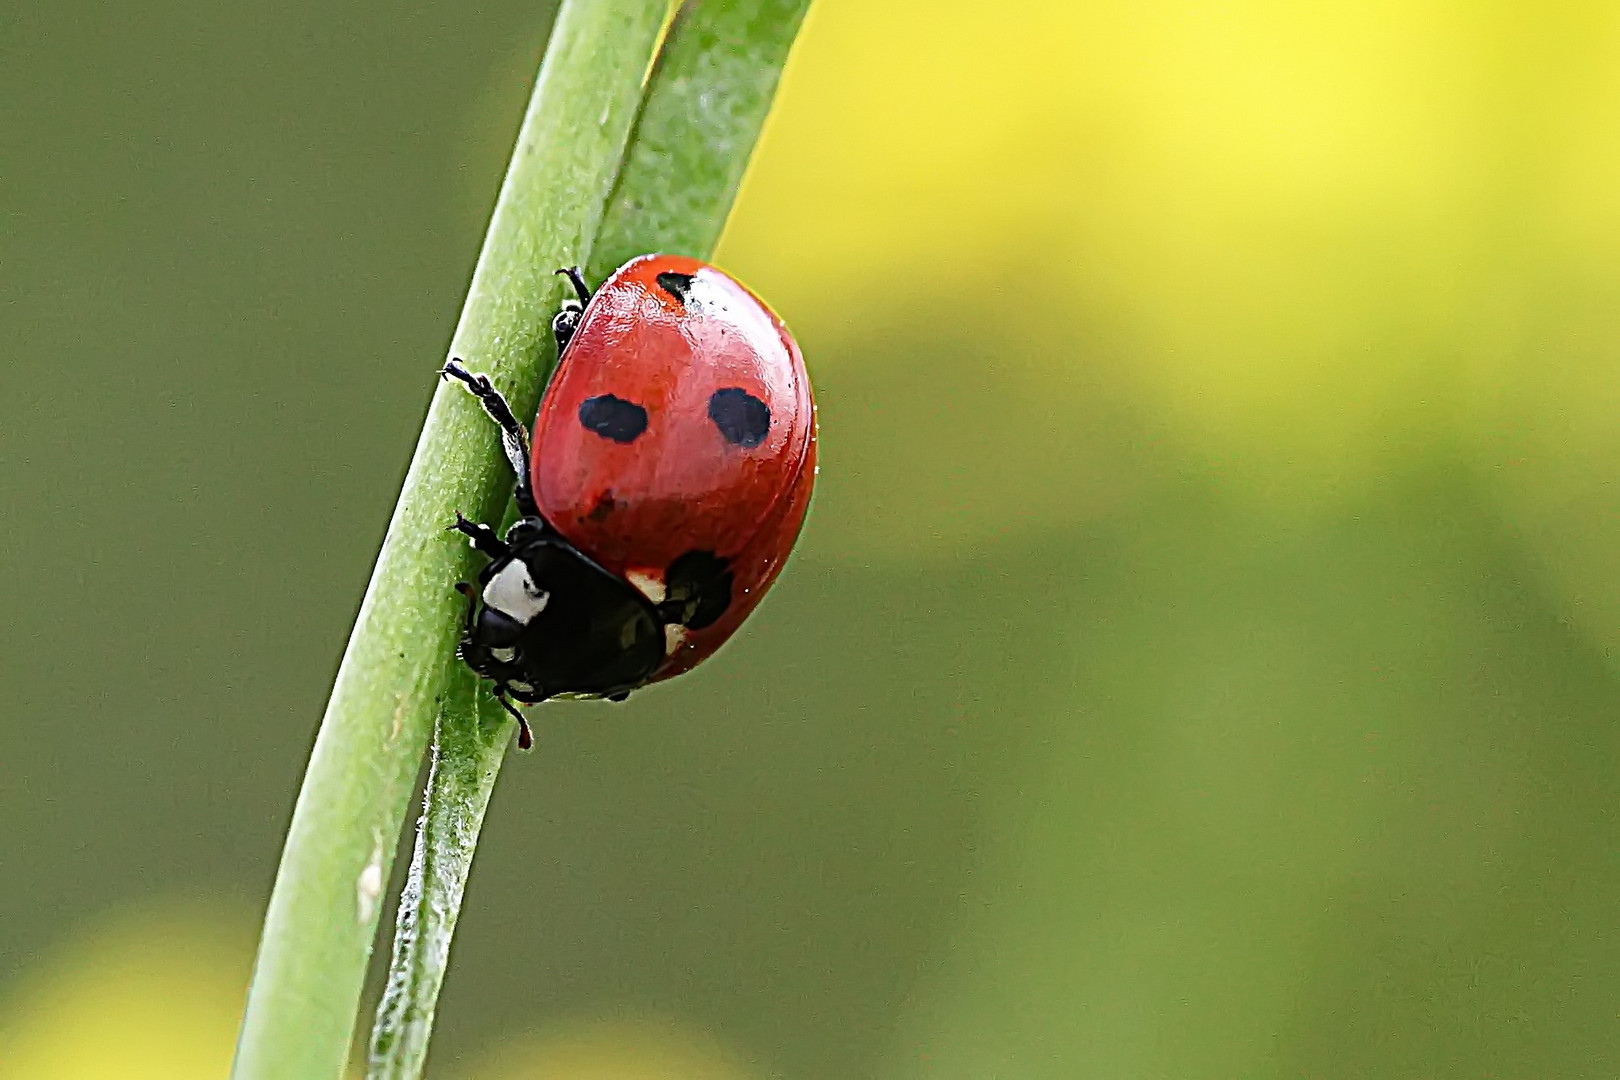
xmin=6 ymin=0 xmax=1620 ymax=1076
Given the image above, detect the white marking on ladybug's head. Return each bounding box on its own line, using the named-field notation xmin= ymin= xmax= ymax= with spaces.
xmin=664 ymin=624 xmax=687 ymax=655
xmin=491 ymin=646 xmax=518 ymax=663
xmin=483 ymin=561 xmax=549 ymax=624
xmin=626 ymin=569 xmax=666 ymax=604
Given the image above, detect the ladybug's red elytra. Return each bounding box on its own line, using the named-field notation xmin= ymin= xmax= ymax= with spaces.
xmin=441 ymin=254 xmax=817 ymax=747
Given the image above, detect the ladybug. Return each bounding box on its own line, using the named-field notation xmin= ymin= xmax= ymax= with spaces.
xmin=440 ymin=254 xmax=817 ymax=746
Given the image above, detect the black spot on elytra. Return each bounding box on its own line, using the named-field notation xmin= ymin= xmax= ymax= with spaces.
xmin=659 ymin=550 xmax=733 ymax=630
xmin=578 ymin=395 xmax=648 ymax=443
xmin=584 ymin=490 xmax=619 ymax=524
xmin=656 ymin=271 xmax=695 ymax=304
xmin=708 ymin=388 xmax=771 ymax=448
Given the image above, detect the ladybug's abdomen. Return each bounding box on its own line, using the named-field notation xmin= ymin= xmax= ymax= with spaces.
xmin=530 ymin=255 xmax=815 ymax=675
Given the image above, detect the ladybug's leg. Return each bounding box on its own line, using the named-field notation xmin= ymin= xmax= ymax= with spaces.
xmin=448 ymin=511 xmax=507 ymax=560
xmin=451 ymin=581 xmax=488 ymax=679
xmin=557 ymin=266 xmax=591 ymax=304
xmin=551 ymin=266 xmax=593 ymax=356
xmin=440 ymin=359 xmax=538 ymax=516
xmin=453 ymin=580 xmax=481 ymax=627
xmin=491 ymin=690 xmax=534 ymax=750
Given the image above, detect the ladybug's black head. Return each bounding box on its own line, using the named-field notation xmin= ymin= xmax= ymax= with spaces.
xmin=459 ymin=521 xmax=665 ymax=702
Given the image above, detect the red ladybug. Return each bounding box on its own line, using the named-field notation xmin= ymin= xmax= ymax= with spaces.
xmin=441 ymin=254 xmax=817 ymax=745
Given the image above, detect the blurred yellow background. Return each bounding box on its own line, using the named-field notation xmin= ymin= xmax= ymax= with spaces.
xmin=5 ymin=0 xmax=1620 ymax=1076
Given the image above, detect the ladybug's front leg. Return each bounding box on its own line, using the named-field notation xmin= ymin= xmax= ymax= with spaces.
xmin=440 ymin=359 xmax=538 ymax=516
xmin=550 ymin=266 xmax=593 ymax=356
xmin=448 ymin=510 xmax=507 ymax=560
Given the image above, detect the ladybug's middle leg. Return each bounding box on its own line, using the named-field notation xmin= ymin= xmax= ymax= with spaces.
xmin=440 ymin=359 xmax=538 ymax=516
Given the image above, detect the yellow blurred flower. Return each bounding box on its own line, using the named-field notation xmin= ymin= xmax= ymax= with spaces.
xmin=0 ymin=905 xmax=251 ymax=1080
xmin=723 ymin=0 xmax=1620 ymax=468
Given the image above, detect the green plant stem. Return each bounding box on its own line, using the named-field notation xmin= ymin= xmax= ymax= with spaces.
xmin=588 ymin=0 xmax=814 ymax=281
xmin=366 ymin=672 xmax=508 ymax=1080
xmin=230 ymin=4 xmax=674 ymax=1078
xmin=362 ymin=4 xmax=814 ymax=1079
